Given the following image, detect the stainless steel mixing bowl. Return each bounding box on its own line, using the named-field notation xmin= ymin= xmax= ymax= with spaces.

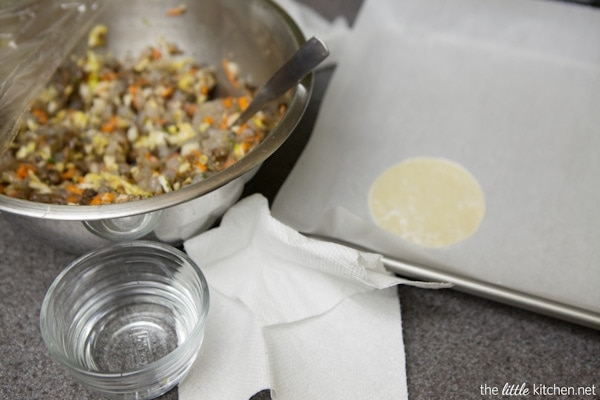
xmin=0 ymin=0 xmax=311 ymax=254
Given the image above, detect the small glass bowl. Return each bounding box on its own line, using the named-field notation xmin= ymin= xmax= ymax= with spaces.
xmin=40 ymin=241 xmax=209 ymax=399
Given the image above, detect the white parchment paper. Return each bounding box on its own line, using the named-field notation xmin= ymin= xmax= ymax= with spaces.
xmin=272 ymin=0 xmax=600 ymax=313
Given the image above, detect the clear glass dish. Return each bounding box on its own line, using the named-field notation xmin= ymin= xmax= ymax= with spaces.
xmin=40 ymin=240 xmax=209 ymax=399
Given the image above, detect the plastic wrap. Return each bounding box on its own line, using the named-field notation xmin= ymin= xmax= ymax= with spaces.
xmin=0 ymin=0 xmax=107 ymax=153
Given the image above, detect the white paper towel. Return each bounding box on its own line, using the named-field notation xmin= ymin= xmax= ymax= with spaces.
xmin=181 ymin=194 xmax=447 ymax=400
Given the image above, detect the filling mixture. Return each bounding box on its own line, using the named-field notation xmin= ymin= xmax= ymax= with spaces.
xmin=0 ymin=25 xmax=284 ymax=205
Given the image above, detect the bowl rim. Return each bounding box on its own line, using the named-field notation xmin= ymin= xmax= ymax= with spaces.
xmin=0 ymin=0 xmax=311 ymax=221
xmin=39 ymin=240 xmax=210 ymax=380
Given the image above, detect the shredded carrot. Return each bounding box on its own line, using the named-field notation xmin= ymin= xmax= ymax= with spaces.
xmin=65 ymin=183 xmax=83 ymax=195
xmin=200 ymin=85 xmax=209 ymax=96
xmin=237 ymin=96 xmax=249 ymax=111
xmin=128 ymin=85 xmax=139 ymax=96
xmin=144 ymin=152 xmax=158 ymax=163
xmin=222 ymin=158 xmax=236 ymax=169
xmin=191 ymin=149 xmax=202 ymax=158
xmin=16 ymin=164 xmax=34 ymax=179
xmin=184 ymin=103 xmax=197 ymax=117
xmin=61 ymin=165 xmax=76 ymax=180
xmin=222 ymin=97 xmax=233 ymax=108
xmin=90 ymin=192 xmax=115 ymax=205
xmin=101 ymin=116 xmax=119 ymax=133
xmin=66 ymin=195 xmax=79 ymax=204
xmin=195 ymin=162 xmax=207 ymax=172
xmin=202 ymin=116 xmax=214 ymax=125
xmin=233 ymin=123 xmax=247 ymax=136
xmin=16 ymin=164 xmax=28 ymax=179
xmin=167 ymin=152 xmax=182 ymax=162
xmin=32 ymin=109 xmax=48 ymax=124
xmin=166 ymin=4 xmax=187 ymax=16
xmin=101 ymin=71 xmax=118 ymax=81
xmin=278 ymin=103 xmax=287 ymax=115
xmin=151 ymin=47 xmax=162 ymax=60
xmin=161 ymin=86 xmax=173 ymax=98
xmin=222 ymin=59 xmax=239 ymax=88
xmin=128 ymin=85 xmax=140 ymax=108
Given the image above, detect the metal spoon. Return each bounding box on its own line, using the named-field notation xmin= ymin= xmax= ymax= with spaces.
xmin=231 ymin=36 xmax=330 ymax=127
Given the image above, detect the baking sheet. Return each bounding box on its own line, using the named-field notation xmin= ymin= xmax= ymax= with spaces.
xmin=272 ymin=0 xmax=600 ymax=328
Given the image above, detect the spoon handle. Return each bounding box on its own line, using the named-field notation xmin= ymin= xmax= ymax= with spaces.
xmin=233 ymin=36 xmax=329 ymax=126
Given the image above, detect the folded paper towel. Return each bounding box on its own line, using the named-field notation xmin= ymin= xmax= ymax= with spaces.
xmin=182 ymin=194 xmax=448 ymax=400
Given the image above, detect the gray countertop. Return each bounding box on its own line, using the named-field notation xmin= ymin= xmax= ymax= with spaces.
xmin=1 ymin=1 xmax=598 ymax=399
